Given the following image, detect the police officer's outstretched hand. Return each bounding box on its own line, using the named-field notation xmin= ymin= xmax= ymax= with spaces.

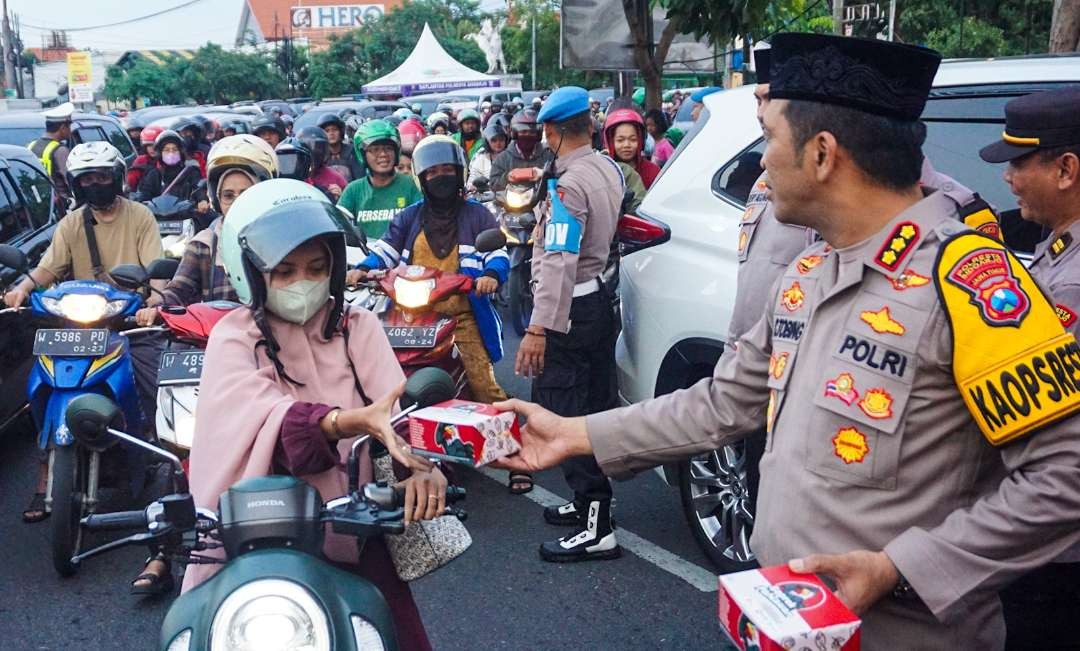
xmin=491 ymin=398 xmax=592 ymax=473
xmin=788 ymin=550 xmax=900 ymax=615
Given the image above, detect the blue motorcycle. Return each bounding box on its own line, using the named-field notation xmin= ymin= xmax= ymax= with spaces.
xmin=0 ymin=244 xmax=173 ymax=576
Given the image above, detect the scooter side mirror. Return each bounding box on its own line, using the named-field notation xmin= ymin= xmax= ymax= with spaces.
xmin=65 ymin=394 xmax=124 ymax=452
xmin=110 ymin=264 xmax=149 ymax=290
xmin=146 ymin=258 xmax=180 ymax=281
xmin=472 ymin=176 xmax=490 ymax=191
xmin=402 ymin=367 xmax=456 ymax=410
xmin=475 ymin=228 xmax=507 ymax=254
xmin=0 ymin=243 xmax=28 ymax=273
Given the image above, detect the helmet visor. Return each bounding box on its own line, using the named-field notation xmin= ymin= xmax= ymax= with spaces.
xmin=238 ymin=200 xmax=346 ymax=272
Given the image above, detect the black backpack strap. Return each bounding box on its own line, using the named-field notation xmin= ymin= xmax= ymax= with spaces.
xmin=82 ymin=205 xmax=109 ymax=282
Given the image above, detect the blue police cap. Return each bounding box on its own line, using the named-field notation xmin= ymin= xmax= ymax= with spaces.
xmin=536 ymin=86 xmax=590 ymax=124
xmin=690 ymin=87 xmax=723 ymax=103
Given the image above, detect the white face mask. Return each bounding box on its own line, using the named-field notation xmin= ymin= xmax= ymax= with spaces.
xmin=265 ymin=277 xmax=330 ymax=325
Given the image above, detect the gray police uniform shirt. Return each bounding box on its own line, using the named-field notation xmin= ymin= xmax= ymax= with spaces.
xmin=529 ymin=145 xmax=622 ymax=333
xmin=587 ymin=190 xmax=1080 ymax=649
xmin=728 ymin=170 xmax=814 ymax=342
xmin=1031 ymin=220 xmax=1080 ymax=338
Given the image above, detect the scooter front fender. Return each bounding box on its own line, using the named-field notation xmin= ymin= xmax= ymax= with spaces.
xmin=161 ymin=548 xmax=399 ymax=651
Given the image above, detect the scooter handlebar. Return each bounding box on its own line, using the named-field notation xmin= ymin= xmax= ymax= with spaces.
xmin=82 ymin=509 xmax=148 ymax=532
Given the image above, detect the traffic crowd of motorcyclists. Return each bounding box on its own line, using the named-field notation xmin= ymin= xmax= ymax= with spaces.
xmin=8 ymin=30 xmax=1080 ymax=650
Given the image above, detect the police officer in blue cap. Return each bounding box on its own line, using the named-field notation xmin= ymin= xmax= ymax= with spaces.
xmin=505 ymin=85 xmax=626 ymax=561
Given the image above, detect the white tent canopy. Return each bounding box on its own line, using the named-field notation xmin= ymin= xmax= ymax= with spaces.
xmin=362 ymin=23 xmax=501 ymax=96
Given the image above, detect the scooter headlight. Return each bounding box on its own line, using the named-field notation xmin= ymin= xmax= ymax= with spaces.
xmin=45 ymin=294 xmax=128 ymax=323
xmin=505 ymin=186 xmax=533 ymax=209
xmin=210 ymin=579 xmax=330 ymax=651
xmin=350 ymin=615 xmax=386 ymax=651
xmin=393 ymin=277 xmax=435 ymax=309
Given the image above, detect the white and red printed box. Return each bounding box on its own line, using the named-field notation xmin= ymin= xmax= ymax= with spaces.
xmin=408 ymin=400 xmax=522 ymax=466
xmin=718 ymin=565 xmax=861 ymax=651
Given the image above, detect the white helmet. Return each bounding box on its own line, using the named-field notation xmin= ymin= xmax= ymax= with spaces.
xmin=481 ymin=100 xmax=492 ymax=109
xmin=426 ymin=111 xmax=450 ymax=130
xmin=65 ymin=142 xmax=125 ymax=206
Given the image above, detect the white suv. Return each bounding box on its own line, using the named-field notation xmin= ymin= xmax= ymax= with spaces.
xmin=616 ymin=55 xmax=1080 ymax=572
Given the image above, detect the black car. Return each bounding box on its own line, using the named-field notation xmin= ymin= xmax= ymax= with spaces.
xmin=0 ymin=145 xmax=63 ymax=433
xmin=0 ymin=111 xmax=137 ymax=167
xmin=292 ymin=101 xmax=409 ymax=131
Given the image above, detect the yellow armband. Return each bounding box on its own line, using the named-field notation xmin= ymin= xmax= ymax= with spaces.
xmin=937 ymin=233 xmax=1080 ymax=445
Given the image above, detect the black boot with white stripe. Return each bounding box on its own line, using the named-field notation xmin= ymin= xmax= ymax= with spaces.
xmin=543 ymin=500 xmax=584 ymax=526
xmin=539 ymin=500 xmax=621 ymax=562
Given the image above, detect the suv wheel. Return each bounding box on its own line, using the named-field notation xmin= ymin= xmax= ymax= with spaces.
xmin=677 ymin=440 xmax=759 ymax=572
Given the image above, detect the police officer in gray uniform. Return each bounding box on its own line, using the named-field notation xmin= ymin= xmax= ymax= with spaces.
xmin=979 ymin=84 xmax=1080 ymax=647
xmin=514 ymin=86 xmax=625 ymax=562
xmin=497 ymin=34 xmax=1080 ymax=648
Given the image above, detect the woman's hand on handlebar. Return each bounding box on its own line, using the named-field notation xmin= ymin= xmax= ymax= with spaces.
xmin=135 ymin=306 xmax=160 ymax=327
xmin=398 ymin=465 xmax=447 ymax=525
xmin=473 ymin=276 xmax=499 ymax=296
xmin=338 ymin=382 xmax=433 ymax=474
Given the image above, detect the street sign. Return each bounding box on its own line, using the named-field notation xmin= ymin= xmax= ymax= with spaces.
xmin=66 ymin=51 xmax=93 ymax=103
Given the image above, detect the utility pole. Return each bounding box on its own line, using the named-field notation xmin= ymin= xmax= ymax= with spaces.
xmin=2 ymin=0 xmax=15 ymax=93
xmin=832 ymin=0 xmax=845 ymax=35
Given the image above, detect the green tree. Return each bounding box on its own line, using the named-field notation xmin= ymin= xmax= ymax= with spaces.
xmin=104 ymin=59 xmax=185 ymax=105
xmin=896 ymin=0 xmax=1053 ymax=57
xmin=307 ymin=0 xmax=488 ymax=98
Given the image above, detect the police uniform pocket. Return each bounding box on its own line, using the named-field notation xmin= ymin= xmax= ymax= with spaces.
xmin=803 ymin=408 xmax=903 ymax=490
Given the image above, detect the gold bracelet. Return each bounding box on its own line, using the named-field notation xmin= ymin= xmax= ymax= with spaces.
xmin=329 ymin=408 xmax=343 ymax=439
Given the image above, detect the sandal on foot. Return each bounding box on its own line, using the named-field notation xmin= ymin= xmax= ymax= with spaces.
xmin=131 ymin=565 xmax=174 ymax=596
xmin=22 ymin=492 xmax=48 ymax=523
xmin=508 ymin=472 xmax=534 ymax=495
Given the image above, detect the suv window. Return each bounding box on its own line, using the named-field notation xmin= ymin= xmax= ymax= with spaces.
xmin=74 ymin=126 xmax=107 ymax=143
xmin=712 ymin=140 xmax=765 ymax=205
xmin=0 ymin=127 xmax=47 ymax=148
xmin=10 ymin=160 xmax=52 ymax=228
xmin=102 ymin=123 xmax=135 ymax=159
xmin=0 ymin=170 xmax=28 ymax=243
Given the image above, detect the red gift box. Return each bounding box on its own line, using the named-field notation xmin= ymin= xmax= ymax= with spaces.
xmin=407 ymin=400 xmax=522 ymax=466
xmin=718 ymin=565 xmax=861 ymax=651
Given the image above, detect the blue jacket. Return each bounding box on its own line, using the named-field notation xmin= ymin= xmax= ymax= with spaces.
xmin=360 ymin=200 xmax=510 ymax=362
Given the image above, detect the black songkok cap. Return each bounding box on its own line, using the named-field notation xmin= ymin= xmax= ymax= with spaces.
xmin=768 ymin=33 xmax=941 ymax=122
xmin=753 ymin=47 xmax=771 ymax=84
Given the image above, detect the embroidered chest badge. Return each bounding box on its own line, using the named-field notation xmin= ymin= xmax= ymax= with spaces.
xmin=875 ymin=222 xmax=920 ymax=271
xmin=890 ymin=268 xmax=930 ymax=291
xmin=946 ymin=248 xmax=1031 ymax=327
xmin=824 ymin=372 xmax=858 ymax=405
xmin=741 ymin=206 xmax=754 ymax=223
xmin=738 ymin=230 xmax=749 ymax=254
xmin=832 ymin=426 xmax=870 ymax=464
xmin=858 ymin=388 xmax=894 ymax=420
xmin=797 ymin=255 xmax=823 ymax=275
xmin=769 ymin=352 xmax=790 ymax=379
xmin=781 ymin=281 xmax=806 ymax=312
xmin=860 ymin=306 xmax=906 ymax=335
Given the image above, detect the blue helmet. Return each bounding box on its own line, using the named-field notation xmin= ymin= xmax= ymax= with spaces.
xmin=536 ymin=86 xmax=590 ymax=124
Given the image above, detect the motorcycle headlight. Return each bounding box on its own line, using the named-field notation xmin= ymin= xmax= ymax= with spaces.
xmin=505 ymin=187 xmax=533 ymax=209
xmin=165 ymin=629 xmax=192 ymax=651
xmin=350 ymin=615 xmax=386 ymax=651
xmin=210 ymin=579 xmax=330 ymax=651
xmin=393 ymin=277 xmax=435 ymax=309
xmin=46 ymin=294 xmax=128 ymax=323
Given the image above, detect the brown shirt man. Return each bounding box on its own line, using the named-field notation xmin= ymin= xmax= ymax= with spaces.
xmin=587 ymin=191 xmax=1080 ymax=648
xmin=529 ymin=145 xmax=622 ymax=333
xmin=38 ymin=198 xmax=163 ymax=281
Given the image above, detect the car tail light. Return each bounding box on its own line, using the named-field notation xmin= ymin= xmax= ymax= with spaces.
xmin=618 ymin=212 xmax=671 ymax=255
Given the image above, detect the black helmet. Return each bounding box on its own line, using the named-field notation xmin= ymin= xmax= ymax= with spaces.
xmin=252 ymin=114 xmax=287 ymax=140
xmin=412 ymin=135 xmax=467 ymax=194
xmin=173 ymin=116 xmax=204 ymax=143
xmin=154 ymin=128 xmax=186 ymax=155
xmin=482 ymin=122 xmax=508 ymax=152
xmin=488 ymin=113 xmax=511 ymax=137
xmin=274 ymin=137 xmax=312 ymax=181
xmin=296 ymin=126 xmax=330 ymax=170
xmin=315 ymin=112 xmax=346 ymax=135
xmin=191 ymin=114 xmax=214 ymax=139
xmin=510 ymin=109 xmax=540 ymax=138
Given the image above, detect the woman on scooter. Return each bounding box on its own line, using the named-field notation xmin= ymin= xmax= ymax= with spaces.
xmin=183 ymin=179 xmax=441 ymax=648
xmin=603 ymin=108 xmax=661 ymax=189
xmin=136 ymin=129 xmax=202 ymax=201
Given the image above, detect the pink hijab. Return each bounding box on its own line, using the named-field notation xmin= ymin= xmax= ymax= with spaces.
xmin=181 ymin=303 xmax=404 ymax=592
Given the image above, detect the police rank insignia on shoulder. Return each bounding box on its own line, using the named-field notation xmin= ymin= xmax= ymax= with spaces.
xmin=1057 ymin=304 xmax=1078 ymax=328
xmin=946 ymin=248 xmax=1030 ymax=327
xmin=875 ymin=222 xmax=920 ymax=271
xmin=797 ymin=255 xmax=823 ymax=274
xmin=1051 ymin=232 xmax=1073 ymax=259
xmin=937 ymin=233 xmax=1080 ymax=446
